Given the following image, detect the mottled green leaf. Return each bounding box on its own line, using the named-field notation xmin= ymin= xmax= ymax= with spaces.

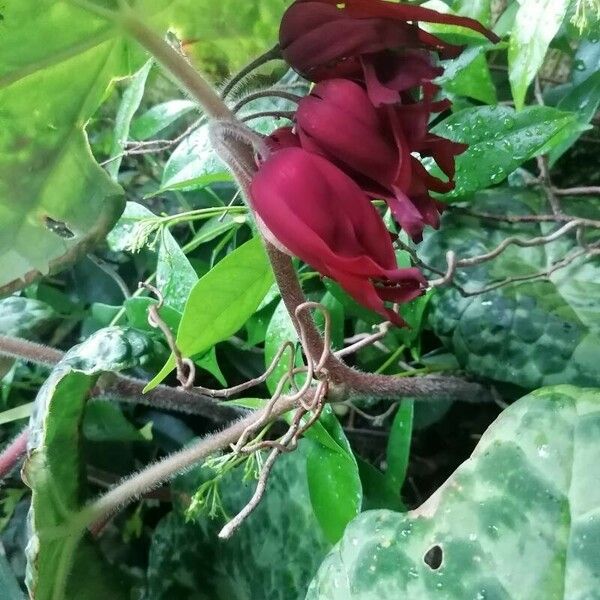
xmin=147 ymin=443 xmax=331 ymax=600
xmin=146 ymin=237 xmax=274 ymax=390
xmin=431 ymin=105 xmax=581 ymax=196
xmin=508 ymin=0 xmax=570 ymax=109
xmin=0 ymin=296 xmax=56 ymax=339
xmin=307 ymin=385 xmax=600 ymax=600
xmin=420 ymin=188 xmax=600 ymax=389
xmin=23 ymin=327 xmax=161 ymax=600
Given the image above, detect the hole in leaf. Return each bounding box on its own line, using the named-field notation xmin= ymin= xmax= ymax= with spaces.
xmin=423 ymin=544 xmax=443 ymax=570
xmin=44 ymin=216 xmax=74 ymax=238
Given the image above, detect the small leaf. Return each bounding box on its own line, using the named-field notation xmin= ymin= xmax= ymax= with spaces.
xmin=508 ymin=0 xmax=570 ymax=110
xmin=130 ymin=100 xmax=197 ymax=141
xmin=385 ymin=400 xmax=414 ymax=491
xmin=83 ymin=400 xmax=150 ymax=443
xmin=146 ymin=237 xmax=274 ymax=390
xmin=264 ymin=299 xmax=301 ymax=394
xmin=307 ymin=385 xmax=600 ymax=600
xmin=550 ymin=71 xmax=600 ymax=164
xmin=105 ymin=60 xmax=152 ymax=180
xmin=159 ymin=125 xmax=231 ymax=193
xmin=156 ymin=227 xmax=198 ymax=312
xmin=431 ymin=105 xmax=581 ymax=196
xmin=305 ymin=407 xmax=362 ymax=544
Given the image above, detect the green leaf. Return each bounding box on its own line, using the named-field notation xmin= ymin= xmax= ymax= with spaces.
xmin=105 ymin=60 xmax=152 ymax=180
xmin=0 ymin=542 xmax=24 ymax=600
xmin=0 ymin=0 xmax=285 ymax=293
xmin=0 ymin=1 xmax=132 ymax=295
xmin=508 ymin=0 xmax=570 ymax=110
xmin=420 ymin=188 xmax=600 ymax=389
xmin=264 ymin=299 xmax=301 ymax=394
xmin=431 ymin=105 xmax=581 ymax=196
xmin=147 ymin=442 xmax=331 ymax=600
xmin=146 ymin=237 xmax=274 ymax=390
xmin=356 ymin=457 xmax=405 ymax=512
xmin=156 ymin=227 xmax=198 ymax=312
xmin=159 ymin=124 xmax=231 ymax=193
xmin=130 ymin=99 xmax=197 ymax=141
xmin=83 ymin=400 xmax=150 ymax=442
xmin=385 ymin=401 xmax=414 ymax=491
xmin=452 ymin=0 xmax=492 ymax=26
xmin=438 ymin=47 xmax=497 ymax=104
xmin=23 ymin=327 xmax=160 ymax=600
xmin=305 ymin=407 xmax=362 ymax=544
xmin=307 ymin=385 xmax=600 ymax=600
xmin=550 ymin=71 xmax=600 ymax=164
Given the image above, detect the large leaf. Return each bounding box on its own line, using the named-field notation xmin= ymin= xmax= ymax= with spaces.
xmin=0 ymin=1 xmax=135 ymax=295
xmin=307 ymin=385 xmax=600 ymax=599
xmin=22 ymin=327 xmax=161 ymax=600
xmin=146 ymin=442 xmax=331 ymax=600
xmin=508 ymin=0 xmax=570 ymax=110
xmin=146 ymin=237 xmax=274 ymax=390
xmin=0 ymin=0 xmax=287 ymax=294
xmin=431 ymin=105 xmax=581 ymax=197
xmin=419 ymin=188 xmax=600 ymax=389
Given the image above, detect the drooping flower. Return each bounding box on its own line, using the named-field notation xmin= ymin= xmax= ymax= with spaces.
xmin=294 ymin=79 xmax=466 ymax=240
xmin=249 ymin=146 xmax=426 ymax=324
xmin=280 ymin=0 xmax=499 ymax=105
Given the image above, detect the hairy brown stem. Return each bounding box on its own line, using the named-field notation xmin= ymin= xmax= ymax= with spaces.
xmin=0 ymin=428 xmax=28 ymax=481
xmin=0 ymin=335 xmax=240 ymax=421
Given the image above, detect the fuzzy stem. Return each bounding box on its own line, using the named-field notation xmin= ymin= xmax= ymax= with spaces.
xmin=221 ymin=44 xmax=282 ymax=99
xmin=0 ymin=335 xmax=240 ymax=421
xmin=120 ymin=11 xmax=233 ymax=120
xmin=0 ymin=428 xmax=28 ymax=480
xmin=81 ymin=394 xmax=296 ymax=528
xmin=265 ymin=245 xmax=490 ymax=403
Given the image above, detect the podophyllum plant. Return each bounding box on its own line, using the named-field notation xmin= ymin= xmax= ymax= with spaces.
xmin=0 ymin=0 xmax=599 ymax=598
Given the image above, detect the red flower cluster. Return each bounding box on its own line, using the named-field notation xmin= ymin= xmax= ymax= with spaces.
xmin=249 ymin=0 xmax=498 ymax=325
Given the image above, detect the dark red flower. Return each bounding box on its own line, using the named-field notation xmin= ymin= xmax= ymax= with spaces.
xmin=280 ymin=0 xmax=499 ymax=105
xmin=249 ymin=146 xmax=426 ymax=324
xmin=294 ymin=79 xmax=466 ymax=240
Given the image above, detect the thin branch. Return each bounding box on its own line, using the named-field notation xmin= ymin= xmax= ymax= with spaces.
xmin=221 ymin=44 xmax=282 ymax=99
xmin=81 ymin=393 xmax=297 ymax=529
xmin=553 ymin=186 xmax=600 ymax=196
xmin=453 ymin=208 xmax=600 ymax=229
xmin=0 ymin=428 xmax=28 ymax=481
xmin=232 ymin=89 xmax=303 ymax=114
xmin=537 ymin=154 xmax=562 ymax=215
xmin=335 ymin=322 xmax=392 ymax=358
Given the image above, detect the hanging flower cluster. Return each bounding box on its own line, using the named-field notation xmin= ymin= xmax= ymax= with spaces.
xmin=250 ymin=0 xmax=499 ymax=325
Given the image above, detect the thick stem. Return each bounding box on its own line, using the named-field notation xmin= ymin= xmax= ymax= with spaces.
xmin=0 ymin=335 xmax=240 ymax=421
xmin=121 ymin=12 xmax=233 ymax=120
xmin=0 ymin=428 xmax=28 ymax=480
xmin=265 ymin=244 xmax=490 ymax=403
xmin=82 ymin=394 xmax=296 ymax=527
